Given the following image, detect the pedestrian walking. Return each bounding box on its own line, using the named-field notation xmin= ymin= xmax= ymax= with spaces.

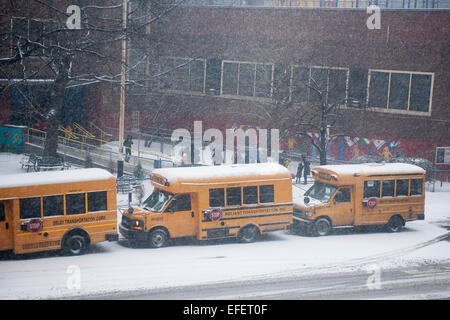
xmin=296 ymin=161 xmax=303 ymax=184
xmin=303 ymin=156 xmax=310 ymax=185
xmin=124 ymin=135 xmax=133 ymax=162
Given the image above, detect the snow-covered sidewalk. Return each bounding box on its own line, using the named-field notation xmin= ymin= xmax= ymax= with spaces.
xmin=0 ymin=152 xmax=449 ymax=299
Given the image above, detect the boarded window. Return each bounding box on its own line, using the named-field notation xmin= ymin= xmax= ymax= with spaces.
xmin=205 ymin=58 xmax=222 ymax=95
xmin=20 ymin=197 xmax=41 ymax=219
xmin=222 ymin=62 xmax=238 ymax=95
xmin=255 ymin=64 xmax=272 ymax=98
xmin=369 ymin=72 xmax=389 ymax=108
xmin=389 ymin=73 xmax=410 ymax=110
xmin=409 ymin=74 xmax=432 ymax=112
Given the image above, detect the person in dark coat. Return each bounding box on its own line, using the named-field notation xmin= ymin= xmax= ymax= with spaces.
xmin=296 ymin=161 xmax=303 ymax=184
xmin=303 ymin=157 xmax=311 ymax=184
xmin=124 ymin=135 xmax=133 ymax=162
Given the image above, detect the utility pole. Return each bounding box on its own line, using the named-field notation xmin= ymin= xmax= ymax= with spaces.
xmin=118 ymin=0 xmax=128 ymax=177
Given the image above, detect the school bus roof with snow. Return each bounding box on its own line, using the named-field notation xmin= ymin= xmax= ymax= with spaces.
xmin=150 ymin=162 xmax=293 ymax=192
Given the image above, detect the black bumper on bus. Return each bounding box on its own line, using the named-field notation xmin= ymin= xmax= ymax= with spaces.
xmin=105 ymin=233 xmax=119 ymax=241
xmin=119 ymin=224 xmax=148 ymax=241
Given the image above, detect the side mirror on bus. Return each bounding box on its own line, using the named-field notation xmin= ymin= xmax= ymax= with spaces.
xmin=304 ymin=196 xmax=310 ymax=205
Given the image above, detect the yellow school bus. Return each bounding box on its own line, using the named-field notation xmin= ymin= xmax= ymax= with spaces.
xmin=293 ymin=163 xmax=426 ymax=236
xmin=0 ymin=168 xmax=118 ymax=255
xmin=119 ymin=163 xmax=293 ymax=247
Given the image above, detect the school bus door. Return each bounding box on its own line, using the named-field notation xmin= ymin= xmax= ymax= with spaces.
xmin=330 ymin=186 xmax=355 ymax=226
xmin=0 ymin=201 xmax=13 ymax=251
xmin=164 ymin=193 xmax=196 ymax=238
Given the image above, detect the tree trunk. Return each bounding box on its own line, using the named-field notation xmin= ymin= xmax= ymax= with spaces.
xmin=43 ymin=56 xmax=71 ymax=157
xmin=319 ymin=102 xmax=328 ymax=165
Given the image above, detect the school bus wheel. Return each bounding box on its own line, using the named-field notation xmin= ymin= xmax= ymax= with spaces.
xmin=238 ymin=224 xmax=260 ymax=243
xmin=386 ymin=215 xmax=404 ymax=233
xmin=62 ymin=230 xmax=89 ymax=255
xmin=148 ymin=228 xmax=169 ymax=248
xmin=313 ymin=217 xmax=332 ymax=237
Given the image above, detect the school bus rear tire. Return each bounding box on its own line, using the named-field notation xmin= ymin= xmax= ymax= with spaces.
xmin=63 ymin=234 xmax=87 ymax=256
xmin=386 ymin=215 xmax=404 ymax=233
xmin=313 ymin=218 xmax=332 ymax=237
xmin=238 ymin=225 xmax=260 ymax=243
xmin=148 ymin=228 xmax=169 ymax=248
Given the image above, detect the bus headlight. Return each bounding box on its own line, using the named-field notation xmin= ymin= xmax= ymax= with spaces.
xmin=132 ymin=220 xmax=144 ymax=230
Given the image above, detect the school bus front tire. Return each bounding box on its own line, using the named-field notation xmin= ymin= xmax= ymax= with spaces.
xmin=313 ymin=217 xmax=332 ymax=237
xmin=148 ymin=228 xmax=169 ymax=248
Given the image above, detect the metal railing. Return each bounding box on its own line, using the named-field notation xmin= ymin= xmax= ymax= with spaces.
xmin=181 ymin=0 xmax=450 ymax=8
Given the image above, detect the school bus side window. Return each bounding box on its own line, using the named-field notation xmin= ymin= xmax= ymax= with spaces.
xmin=43 ymin=195 xmax=64 ymax=217
xmin=396 ymin=179 xmax=409 ymax=196
xmin=226 ymin=187 xmax=241 ymax=206
xmin=66 ymin=193 xmax=86 ymax=215
xmin=20 ymin=197 xmax=41 ymax=219
xmin=260 ymin=185 xmax=274 ymax=203
xmin=382 ymin=180 xmax=395 ymax=197
xmin=243 ymin=186 xmax=258 ymax=205
xmin=88 ymin=191 xmax=107 ymax=212
xmin=364 ymin=180 xmax=380 ymax=198
xmin=209 ymin=188 xmax=224 ymax=207
xmin=410 ymin=179 xmax=423 ymax=196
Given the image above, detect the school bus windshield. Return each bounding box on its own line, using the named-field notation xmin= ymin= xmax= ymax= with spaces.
xmin=143 ymin=189 xmax=173 ymax=212
xmin=305 ymin=182 xmax=337 ymax=203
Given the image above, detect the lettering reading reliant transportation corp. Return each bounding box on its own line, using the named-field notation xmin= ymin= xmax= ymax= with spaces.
xmin=53 ymin=215 xmax=106 ymax=226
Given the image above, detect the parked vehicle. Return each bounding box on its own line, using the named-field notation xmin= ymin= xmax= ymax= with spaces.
xmin=0 ymin=168 xmax=118 ymax=255
xmin=293 ymin=163 xmax=425 ymax=236
xmin=119 ymin=163 xmax=293 ymax=247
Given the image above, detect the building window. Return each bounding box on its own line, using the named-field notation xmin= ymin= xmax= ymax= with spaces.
xmin=131 ymin=111 xmax=140 ymax=132
xmin=368 ymin=69 xmax=433 ymax=115
xmin=290 ymin=65 xmax=349 ymax=105
xmin=11 ymin=17 xmax=57 ymax=57
xmin=221 ymin=60 xmax=273 ymax=99
xmin=159 ymin=57 xmax=206 ymax=93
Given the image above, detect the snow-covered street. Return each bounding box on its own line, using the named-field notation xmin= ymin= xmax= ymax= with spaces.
xmin=0 ymin=152 xmax=449 ymax=299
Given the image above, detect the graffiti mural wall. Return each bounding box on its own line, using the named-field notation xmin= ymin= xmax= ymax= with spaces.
xmin=286 ymin=132 xmax=441 ymax=163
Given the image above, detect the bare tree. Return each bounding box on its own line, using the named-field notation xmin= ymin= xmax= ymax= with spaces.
xmin=0 ymin=0 xmax=185 ymax=157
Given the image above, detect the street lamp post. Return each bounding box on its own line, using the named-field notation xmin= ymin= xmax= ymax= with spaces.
xmin=118 ymin=0 xmax=128 ymax=177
